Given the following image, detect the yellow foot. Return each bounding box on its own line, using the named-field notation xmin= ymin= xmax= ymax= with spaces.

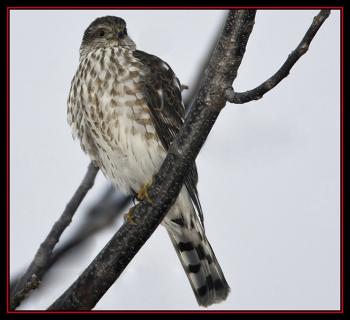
xmin=124 ymin=207 xmax=137 ymax=224
xmin=136 ymin=179 xmax=154 ymax=204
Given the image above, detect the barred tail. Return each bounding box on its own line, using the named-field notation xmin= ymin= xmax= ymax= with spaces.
xmin=166 ymin=216 xmax=230 ymax=307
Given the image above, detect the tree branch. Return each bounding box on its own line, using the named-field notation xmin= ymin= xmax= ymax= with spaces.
xmin=10 ymin=274 xmax=40 ymax=310
xmin=48 ymin=10 xmax=257 ymax=310
xmin=10 ymin=187 xmax=131 ymax=297
xmin=47 ymin=191 xmax=131 ymax=268
xmin=10 ymin=162 xmax=99 ymax=310
xmin=225 ymin=9 xmax=331 ymax=104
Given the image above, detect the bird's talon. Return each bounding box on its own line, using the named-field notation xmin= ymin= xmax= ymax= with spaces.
xmin=124 ymin=207 xmax=137 ymax=224
xmin=136 ymin=179 xmax=154 ymax=204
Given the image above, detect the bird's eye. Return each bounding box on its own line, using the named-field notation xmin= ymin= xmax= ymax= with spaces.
xmin=99 ymin=30 xmax=105 ymax=37
xmin=124 ymin=28 xmax=127 ymax=35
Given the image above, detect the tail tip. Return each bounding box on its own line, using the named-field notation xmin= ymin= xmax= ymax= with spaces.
xmin=196 ymin=281 xmax=231 ymax=307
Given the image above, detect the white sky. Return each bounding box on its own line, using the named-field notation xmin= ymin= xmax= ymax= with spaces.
xmin=10 ymin=9 xmax=340 ymax=310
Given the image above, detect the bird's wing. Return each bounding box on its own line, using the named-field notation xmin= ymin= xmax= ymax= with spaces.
xmin=133 ymin=50 xmax=204 ymax=226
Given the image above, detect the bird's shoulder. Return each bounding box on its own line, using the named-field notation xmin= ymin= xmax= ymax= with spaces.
xmin=131 ymin=49 xmax=185 ymax=144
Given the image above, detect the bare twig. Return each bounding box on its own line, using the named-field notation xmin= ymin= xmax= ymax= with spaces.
xmin=48 ymin=10 xmax=257 ymax=310
xmin=225 ymin=10 xmax=331 ymax=104
xmin=10 ymin=162 xmax=99 ymax=309
xmin=10 ymin=274 xmax=40 ymax=310
xmin=50 ymin=191 xmax=131 ymax=262
xmin=180 ymin=84 xmax=189 ymax=91
xmin=10 ymin=187 xmax=131 ymax=296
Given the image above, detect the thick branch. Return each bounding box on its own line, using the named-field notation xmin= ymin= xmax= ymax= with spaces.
xmin=225 ymin=9 xmax=330 ymax=104
xmin=10 ymin=162 xmax=99 ymax=310
xmin=48 ymin=10 xmax=257 ymax=310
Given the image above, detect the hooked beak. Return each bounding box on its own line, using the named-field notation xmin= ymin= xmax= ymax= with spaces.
xmin=117 ymin=31 xmax=126 ymax=39
xmin=113 ymin=26 xmax=126 ymax=40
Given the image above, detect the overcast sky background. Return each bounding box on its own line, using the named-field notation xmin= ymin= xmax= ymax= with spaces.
xmin=10 ymin=10 xmax=340 ymax=310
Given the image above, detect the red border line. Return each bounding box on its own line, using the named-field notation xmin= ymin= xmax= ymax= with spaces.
xmin=6 ymin=6 xmax=344 ymax=10
xmin=8 ymin=310 xmax=345 ymax=314
xmin=6 ymin=5 xmax=10 ymax=314
xmin=6 ymin=7 xmax=344 ymax=314
xmin=340 ymin=7 xmax=344 ymax=312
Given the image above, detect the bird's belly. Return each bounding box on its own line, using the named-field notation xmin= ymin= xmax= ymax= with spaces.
xmin=91 ymin=112 xmax=166 ymax=195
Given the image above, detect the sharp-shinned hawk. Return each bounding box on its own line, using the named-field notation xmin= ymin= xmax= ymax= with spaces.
xmin=67 ymin=16 xmax=230 ymax=306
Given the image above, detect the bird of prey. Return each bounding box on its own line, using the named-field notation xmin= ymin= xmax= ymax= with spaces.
xmin=67 ymin=16 xmax=230 ymax=306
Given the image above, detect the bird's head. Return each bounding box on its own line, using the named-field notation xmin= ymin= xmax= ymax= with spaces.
xmin=80 ymin=16 xmax=136 ymax=59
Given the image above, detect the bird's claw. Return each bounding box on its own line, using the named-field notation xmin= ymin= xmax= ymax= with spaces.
xmin=136 ymin=179 xmax=154 ymax=204
xmin=124 ymin=207 xmax=137 ymax=224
